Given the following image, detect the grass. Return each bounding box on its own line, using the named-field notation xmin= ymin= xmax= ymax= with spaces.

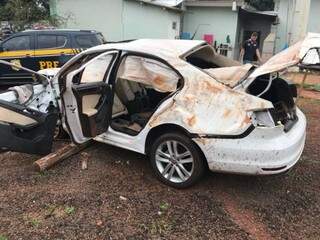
xmin=34 ymin=171 xmax=49 ymax=179
xmin=0 ymin=235 xmax=8 ymax=240
xmin=159 ymin=202 xmax=170 ymax=212
xmin=301 ymin=83 xmax=320 ymax=92
xmin=137 ymin=202 xmax=174 ymax=235
xmin=150 ymin=219 xmax=173 ymax=235
xmin=64 ymin=206 xmax=75 ymax=215
xmin=144 ymin=202 xmax=174 ymax=235
xmin=29 ymin=218 xmax=41 ymax=228
xmin=45 ymin=204 xmax=57 ymax=218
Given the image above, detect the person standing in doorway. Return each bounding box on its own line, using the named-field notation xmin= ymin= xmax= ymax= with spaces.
xmin=240 ymin=32 xmax=263 ymax=64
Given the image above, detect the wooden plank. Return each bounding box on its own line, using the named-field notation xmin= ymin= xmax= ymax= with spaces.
xmin=33 ymin=141 xmax=93 ymax=172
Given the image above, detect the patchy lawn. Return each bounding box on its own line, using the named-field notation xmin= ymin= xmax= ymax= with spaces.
xmin=0 ymin=98 xmax=319 ymax=240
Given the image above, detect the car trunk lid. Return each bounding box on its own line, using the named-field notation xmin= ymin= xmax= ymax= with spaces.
xmin=241 ymin=32 xmax=320 ymax=89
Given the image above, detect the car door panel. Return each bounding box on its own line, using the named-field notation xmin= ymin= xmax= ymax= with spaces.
xmin=0 ymin=106 xmax=37 ymax=126
xmin=62 ymin=51 xmax=119 ymax=143
xmin=0 ymin=100 xmax=58 ymax=155
xmin=72 ymin=82 xmax=113 ymax=138
xmin=82 ymin=94 xmax=101 ymax=117
xmin=35 ymin=33 xmax=74 ymax=71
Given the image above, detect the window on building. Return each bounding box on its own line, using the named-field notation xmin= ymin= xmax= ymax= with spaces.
xmin=172 ymin=22 xmax=177 ymax=30
xmin=2 ymin=36 xmax=31 ymax=51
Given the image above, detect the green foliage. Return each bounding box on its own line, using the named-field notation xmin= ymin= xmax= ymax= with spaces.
xmin=245 ymin=0 xmax=275 ymax=11
xmin=29 ymin=218 xmax=41 ymax=227
xmin=0 ymin=235 xmax=8 ymax=240
xmin=302 ymin=83 xmax=320 ymax=92
xmin=64 ymin=206 xmax=75 ymax=215
xmin=150 ymin=219 xmax=173 ymax=235
xmin=159 ymin=202 xmax=170 ymax=212
xmin=0 ymin=0 xmax=63 ymax=31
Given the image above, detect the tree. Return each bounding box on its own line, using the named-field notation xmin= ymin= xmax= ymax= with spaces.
xmin=0 ymin=0 xmax=63 ymax=31
xmin=245 ymin=0 xmax=275 ymax=11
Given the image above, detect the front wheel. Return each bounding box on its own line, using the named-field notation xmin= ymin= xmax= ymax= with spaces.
xmin=149 ymin=133 xmax=205 ymax=188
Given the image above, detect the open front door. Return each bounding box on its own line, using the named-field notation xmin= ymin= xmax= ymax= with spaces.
xmin=62 ymin=51 xmax=119 ymax=144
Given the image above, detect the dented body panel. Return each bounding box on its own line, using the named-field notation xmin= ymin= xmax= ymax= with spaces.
xmin=148 ymin=63 xmax=272 ymax=136
xmin=194 ymin=108 xmax=306 ymax=174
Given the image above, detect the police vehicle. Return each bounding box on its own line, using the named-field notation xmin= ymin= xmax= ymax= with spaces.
xmin=0 ymin=29 xmax=105 ymax=85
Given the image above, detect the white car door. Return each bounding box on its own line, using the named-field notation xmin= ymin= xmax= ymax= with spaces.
xmin=61 ymin=50 xmax=120 ymax=144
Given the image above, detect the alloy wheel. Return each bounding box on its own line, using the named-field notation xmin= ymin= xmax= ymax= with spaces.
xmin=155 ymin=140 xmax=194 ymax=183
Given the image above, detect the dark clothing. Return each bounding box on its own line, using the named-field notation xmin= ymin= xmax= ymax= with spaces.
xmin=243 ymin=60 xmax=254 ymax=64
xmin=242 ymin=39 xmax=259 ymax=61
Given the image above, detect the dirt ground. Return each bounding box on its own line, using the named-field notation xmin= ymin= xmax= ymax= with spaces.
xmin=0 ymin=98 xmax=319 ymax=240
xmin=286 ymin=72 xmax=320 ymax=85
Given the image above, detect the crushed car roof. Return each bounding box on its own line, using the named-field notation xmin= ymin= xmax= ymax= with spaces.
xmin=88 ymin=39 xmax=206 ymax=59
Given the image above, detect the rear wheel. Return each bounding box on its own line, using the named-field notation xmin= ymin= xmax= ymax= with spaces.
xmin=149 ymin=132 xmax=205 ymax=188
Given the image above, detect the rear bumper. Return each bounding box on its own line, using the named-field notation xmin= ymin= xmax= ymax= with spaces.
xmin=193 ymin=108 xmax=306 ymax=175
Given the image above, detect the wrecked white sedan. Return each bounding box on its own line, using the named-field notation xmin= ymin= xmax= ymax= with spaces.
xmin=0 ymin=34 xmax=319 ymax=188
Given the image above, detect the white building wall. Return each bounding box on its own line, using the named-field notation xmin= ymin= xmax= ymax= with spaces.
xmin=289 ymin=0 xmax=310 ymax=44
xmin=51 ymin=0 xmax=124 ymax=41
xmin=307 ymin=0 xmax=320 ymax=33
xmin=183 ymin=6 xmax=238 ymax=58
xmin=50 ymin=0 xmax=181 ymax=41
xmin=123 ymin=1 xmax=181 ymax=39
xmin=274 ymin=0 xmax=311 ymax=53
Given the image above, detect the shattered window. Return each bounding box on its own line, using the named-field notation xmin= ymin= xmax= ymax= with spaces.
xmin=81 ymin=53 xmax=115 ymax=83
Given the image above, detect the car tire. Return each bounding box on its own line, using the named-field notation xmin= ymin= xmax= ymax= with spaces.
xmin=149 ymin=132 xmax=205 ymax=188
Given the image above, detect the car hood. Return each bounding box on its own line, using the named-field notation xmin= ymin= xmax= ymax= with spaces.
xmin=241 ymin=32 xmax=320 ymax=88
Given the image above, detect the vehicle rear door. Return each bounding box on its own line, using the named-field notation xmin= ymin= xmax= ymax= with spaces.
xmin=71 ymin=33 xmax=103 ymax=52
xmin=0 ymin=80 xmax=59 ymax=155
xmin=34 ymin=32 xmax=74 ymax=72
xmin=0 ymin=33 xmax=36 ymax=84
xmin=61 ymin=50 xmax=119 ymax=144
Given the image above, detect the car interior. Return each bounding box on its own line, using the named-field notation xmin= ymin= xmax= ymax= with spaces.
xmin=111 ymin=79 xmax=170 ymax=135
xmin=110 ymin=55 xmax=180 ymax=135
xmin=185 ymin=45 xmax=241 ymax=69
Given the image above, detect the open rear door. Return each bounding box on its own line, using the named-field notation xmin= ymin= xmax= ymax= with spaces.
xmin=61 ymin=51 xmax=119 ymax=144
xmin=0 ymin=60 xmax=59 ymax=155
xmin=0 ymin=100 xmax=58 ymax=155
